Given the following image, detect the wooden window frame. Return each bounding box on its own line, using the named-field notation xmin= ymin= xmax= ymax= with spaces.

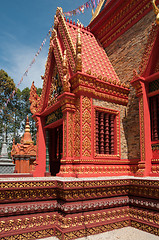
xmin=149 ymin=94 xmax=159 ymax=144
xmin=94 ymin=106 xmax=120 ymax=159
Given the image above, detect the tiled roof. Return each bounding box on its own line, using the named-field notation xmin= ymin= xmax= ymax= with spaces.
xmin=65 ymin=20 xmax=120 ymax=82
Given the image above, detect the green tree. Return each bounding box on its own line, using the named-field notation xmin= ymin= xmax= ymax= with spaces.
xmin=11 ymin=88 xmax=22 ymax=144
xmin=18 ymin=87 xmax=41 ymax=144
xmin=0 ymin=69 xmax=42 ymax=151
xmin=0 ymin=69 xmax=16 ymax=144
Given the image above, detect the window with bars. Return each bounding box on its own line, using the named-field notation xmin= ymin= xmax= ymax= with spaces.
xmin=95 ymin=110 xmax=116 ymax=155
xmin=150 ymin=94 xmax=159 ymax=141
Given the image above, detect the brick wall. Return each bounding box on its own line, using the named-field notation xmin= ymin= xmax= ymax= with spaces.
xmin=102 ymin=11 xmax=156 ymax=160
xmin=105 ymin=11 xmax=155 ymax=83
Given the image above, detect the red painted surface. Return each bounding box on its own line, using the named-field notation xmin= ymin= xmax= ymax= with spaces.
xmin=141 ymin=83 xmax=152 ymax=176
xmin=11 ymin=116 xmax=36 ymax=174
xmin=33 ymin=116 xmax=46 ymax=177
xmin=0 ymin=178 xmax=158 ymax=239
xmin=131 ymin=28 xmax=159 ymax=177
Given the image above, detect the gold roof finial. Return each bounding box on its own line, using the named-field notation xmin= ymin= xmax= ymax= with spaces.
xmin=152 ymin=0 xmax=159 ymax=25
xmin=23 ymin=116 xmax=33 ymax=144
xmin=75 ymin=28 xmax=82 ymax=72
xmin=63 ymin=50 xmax=70 ymax=92
xmin=25 ymin=116 xmax=30 ymax=133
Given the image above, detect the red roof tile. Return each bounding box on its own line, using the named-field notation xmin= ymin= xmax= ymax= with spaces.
xmin=65 ymin=21 xmax=120 ymax=82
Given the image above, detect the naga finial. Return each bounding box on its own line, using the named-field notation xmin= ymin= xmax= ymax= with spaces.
xmin=54 ymin=15 xmax=59 ymax=29
xmin=29 ymin=81 xmax=41 ymax=114
xmin=152 ymin=0 xmax=159 ymax=25
xmin=56 ymin=7 xmax=63 ymax=16
xmin=63 ymin=50 xmax=70 ymax=92
xmin=51 ymin=29 xmax=57 ymax=40
xmin=75 ymin=29 xmax=82 ymax=72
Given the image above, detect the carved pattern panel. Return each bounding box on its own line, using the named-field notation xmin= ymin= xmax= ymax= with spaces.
xmin=82 ymin=96 xmax=92 ymax=157
xmin=63 ymin=114 xmax=67 ymax=158
xmin=68 ymin=113 xmax=73 ymax=157
xmin=74 ymin=98 xmax=80 ymax=157
xmin=139 ymin=97 xmax=145 ymax=162
xmin=48 ymin=66 xmax=63 ymax=107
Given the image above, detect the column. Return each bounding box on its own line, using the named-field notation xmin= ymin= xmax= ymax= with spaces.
xmin=45 ymin=130 xmax=50 ymax=174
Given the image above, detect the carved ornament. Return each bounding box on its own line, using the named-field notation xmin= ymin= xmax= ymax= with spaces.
xmin=29 ymin=81 xmax=41 ymax=114
xmin=152 ymin=0 xmax=159 ymax=25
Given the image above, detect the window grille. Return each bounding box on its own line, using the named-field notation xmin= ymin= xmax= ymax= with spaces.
xmin=96 ymin=110 xmax=115 ymax=154
xmin=150 ymin=94 xmax=159 ymax=141
xmin=149 ymin=79 xmax=159 ymax=93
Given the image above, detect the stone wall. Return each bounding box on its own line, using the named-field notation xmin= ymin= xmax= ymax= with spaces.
xmin=103 ymin=11 xmax=156 ymax=160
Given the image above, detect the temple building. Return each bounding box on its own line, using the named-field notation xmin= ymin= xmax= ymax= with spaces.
xmin=0 ymin=1 xmax=159 ymax=240
xmin=11 ymin=116 xmax=36 ymax=173
xmin=29 ymin=0 xmax=159 ymax=178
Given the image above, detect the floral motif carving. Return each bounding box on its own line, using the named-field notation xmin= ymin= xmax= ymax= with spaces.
xmin=48 ymin=66 xmax=63 ymax=107
xmin=75 ymin=29 xmax=82 ymax=72
xmin=45 ymin=108 xmax=63 ymax=126
xmin=63 ymin=50 xmax=70 ymax=92
xmin=0 ymin=178 xmax=158 ymax=239
xmin=68 ymin=113 xmax=73 ymax=157
xmin=82 ymin=96 xmax=92 ymax=157
xmin=74 ymin=98 xmax=80 ymax=157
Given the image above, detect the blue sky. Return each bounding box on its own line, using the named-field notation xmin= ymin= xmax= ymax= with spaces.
xmin=0 ymin=0 xmax=92 ymax=90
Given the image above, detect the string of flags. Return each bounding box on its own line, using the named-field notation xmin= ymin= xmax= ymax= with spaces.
xmin=1 ymin=0 xmax=101 ymax=113
xmin=0 ymin=27 xmax=53 ymax=114
xmin=63 ymin=0 xmax=101 ymax=16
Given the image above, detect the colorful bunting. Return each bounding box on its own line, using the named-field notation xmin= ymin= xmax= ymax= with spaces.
xmin=0 ymin=27 xmax=53 ymax=114
xmin=64 ymin=0 xmax=101 ymax=17
xmin=1 ymin=0 xmax=102 ymax=113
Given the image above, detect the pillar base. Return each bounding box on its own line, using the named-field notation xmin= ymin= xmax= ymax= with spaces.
xmin=135 ymin=161 xmax=152 ymax=177
xmin=45 ymin=172 xmax=51 ymax=177
xmin=58 ymin=164 xmax=138 ymax=177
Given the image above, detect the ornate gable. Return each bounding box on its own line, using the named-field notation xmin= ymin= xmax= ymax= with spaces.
xmin=30 ymin=7 xmax=129 ymax=115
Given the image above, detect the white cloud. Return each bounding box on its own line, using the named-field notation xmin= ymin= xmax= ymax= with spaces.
xmin=1 ymin=38 xmax=49 ymax=90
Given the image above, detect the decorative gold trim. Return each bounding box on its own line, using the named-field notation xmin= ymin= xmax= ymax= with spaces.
xmin=75 ymin=29 xmax=82 ymax=72
xmin=152 ymin=0 xmax=159 ymax=25
xmin=0 ymin=214 xmax=56 ymax=235
xmin=131 ymin=220 xmax=159 ymax=236
xmin=139 ymin=97 xmax=145 ymax=162
xmin=0 ymin=181 xmax=56 ymax=189
xmin=1 ymin=228 xmax=54 ymax=240
xmin=51 ymin=29 xmax=64 ymax=81
xmin=98 ymin=0 xmax=151 ymax=46
xmin=62 ymin=220 xmax=129 ymax=240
